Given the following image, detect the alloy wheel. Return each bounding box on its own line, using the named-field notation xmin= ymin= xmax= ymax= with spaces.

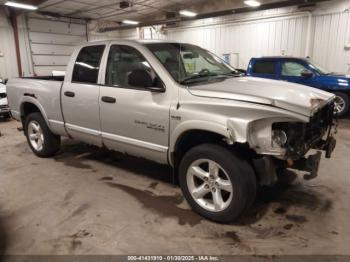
xmin=28 ymin=120 xmax=44 ymax=151
xmin=186 ymin=159 xmax=233 ymax=212
xmin=334 ymin=95 xmax=346 ymax=115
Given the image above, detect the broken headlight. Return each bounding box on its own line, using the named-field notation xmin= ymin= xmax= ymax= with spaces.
xmin=272 ymin=130 xmax=287 ymax=147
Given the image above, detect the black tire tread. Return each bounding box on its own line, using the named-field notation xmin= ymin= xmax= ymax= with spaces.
xmin=24 ymin=112 xmax=60 ymax=157
xmin=179 ymin=143 xmax=256 ymax=223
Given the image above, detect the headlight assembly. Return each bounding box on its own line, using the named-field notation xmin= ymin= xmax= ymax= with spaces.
xmin=272 ymin=130 xmax=287 ymax=147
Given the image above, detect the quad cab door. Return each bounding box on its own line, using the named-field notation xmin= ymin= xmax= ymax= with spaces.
xmin=99 ymin=44 xmax=170 ymax=164
xmin=249 ymin=60 xmax=279 ymax=80
xmin=61 ymin=45 xmax=105 ymax=146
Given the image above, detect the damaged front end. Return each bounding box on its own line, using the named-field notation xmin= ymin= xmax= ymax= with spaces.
xmin=253 ymin=101 xmax=337 ymax=185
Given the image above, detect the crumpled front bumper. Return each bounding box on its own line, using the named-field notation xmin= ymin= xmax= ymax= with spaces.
xmin=289 ymin=134 xmax=336 ymax=181
xmin=253 ymin=135 xmax=337 ymax=185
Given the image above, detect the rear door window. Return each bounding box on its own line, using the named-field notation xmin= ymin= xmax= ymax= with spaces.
xmin=252 ymin=60 xmax=277 ymax=74
xmin=72 ymin=45 xmax=105 ymax=84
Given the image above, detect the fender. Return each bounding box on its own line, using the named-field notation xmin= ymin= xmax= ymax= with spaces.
xmin=168 ymin=120 xmax=231 ymax=165
xmin=19 ymin=96 xmax=51 ymax=130
xmin=226 ymin=118 xmax=251 ymax=143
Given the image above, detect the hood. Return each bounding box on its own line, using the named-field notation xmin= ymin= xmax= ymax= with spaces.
xmin=323 ymin=72 xmax=349 ymax=77
xmin=188 ymin=76 xmax=334 ymax=116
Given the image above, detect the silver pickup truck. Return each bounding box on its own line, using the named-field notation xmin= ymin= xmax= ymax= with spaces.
xmin=7 ymin=40 xmax=337 ymax=222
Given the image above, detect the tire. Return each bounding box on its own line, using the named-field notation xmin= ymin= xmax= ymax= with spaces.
xmin=24 ymin=112 xmax=61 ymax=157
xmin=179 ymin=144 xmax=256 ymax=223
xmin=240 ymin=159 xmax=257 ymax=212
xmin=333 ymin=92 xmax=349 ymax=118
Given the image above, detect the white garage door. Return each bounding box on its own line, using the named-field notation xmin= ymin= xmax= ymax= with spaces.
xmin=27 ymin=17 xmax=87 ymax=76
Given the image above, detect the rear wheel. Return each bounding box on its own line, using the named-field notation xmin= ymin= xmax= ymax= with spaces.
xmin=333 ymin=92 xmax=349 ymax=117
xmin=24 ymin=112 xmax=61 ymax=157
xmin=179 ymin=144 xmax=256 ymax=223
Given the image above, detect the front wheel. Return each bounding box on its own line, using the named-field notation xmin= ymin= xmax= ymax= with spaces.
xmin=179 ymin=144 xmax=256 ymax=223
xmin=24 ymin=112 xmax=61 ymax=157
xmin=333 ymin=92 xmax=349 ymax=118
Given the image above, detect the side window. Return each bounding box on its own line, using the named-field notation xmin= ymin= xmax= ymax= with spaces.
xmin=252 ymin=61 xmax=276 ymax=74
xmin=72 ymin=45 xmax=105 ymax=84
xmin=105 ymin=45 xmax=155 ymax=88
xmin=150 ymin=48 xmax=183 ymax=82
xmin=282 ymin=62 xmax=307 ymax=76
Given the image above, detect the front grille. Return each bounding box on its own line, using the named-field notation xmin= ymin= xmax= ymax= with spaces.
xmin=0 ymin=105 xmax=9 ymax=109
xmin=0 ymin=93 xmax=6 ymax=98
xmin=272 ymin=102 xmax=334 ymax=158
xmin=304 ymin=102 xmax=334 ymax=143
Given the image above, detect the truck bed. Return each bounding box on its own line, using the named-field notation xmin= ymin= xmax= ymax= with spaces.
xmin=22 ymin=75 xmax=65 ymax=82
xmin=6 ymin=77 xmax=67 ymax=136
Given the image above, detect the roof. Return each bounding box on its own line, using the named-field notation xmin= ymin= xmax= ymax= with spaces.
xmin=253 ymin=56 xmax=309 ymax=61
xmin=84 ymin=39 xmax=186 ymax=45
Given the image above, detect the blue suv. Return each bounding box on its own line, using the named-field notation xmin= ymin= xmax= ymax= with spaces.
xmin=247 ymin=57 xmax=350 ymax=117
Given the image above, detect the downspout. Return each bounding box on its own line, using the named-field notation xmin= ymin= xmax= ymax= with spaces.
xmin=9 ymin=10 xmax=22 ymax=77
xmin=304 ymin=11 xmax=312 ymax=58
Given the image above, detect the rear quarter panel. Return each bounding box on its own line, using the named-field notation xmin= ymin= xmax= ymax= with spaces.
xmin=6 ymin=78 xmax=67 ymax=136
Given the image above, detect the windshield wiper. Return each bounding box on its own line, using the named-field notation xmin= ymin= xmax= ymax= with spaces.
xmin=220 ymin=70 xmax=242 ymax=76
xmin=180 ymin=72 xmax=218 ymax=84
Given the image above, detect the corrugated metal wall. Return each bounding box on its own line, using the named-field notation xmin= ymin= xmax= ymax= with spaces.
xmin=1 ymin=3 xmax=350 ymax=77
xmin=164 ymin=10 xmax=350 ymax=73
xmin=0 ymin=8 xmax=18 ymax=79
xmin=96 ymin=8 xmax=350 ymax=74
xmin=312 ymin=11 xmax=350 ymax=74
xmin=165 ymin=14 xmax=309 ymax=69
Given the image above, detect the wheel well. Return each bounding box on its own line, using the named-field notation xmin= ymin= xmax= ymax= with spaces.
xmin=173 ymin=130 xmax=226 ymax=167
xmin=21 ymin=102 xmax=40 ymax=124
xmin=172 ymin=130 xmax=257 ymax=167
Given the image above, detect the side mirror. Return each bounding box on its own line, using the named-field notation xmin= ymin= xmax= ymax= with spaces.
xmin=301 ymin=70 xmax=314 ymax=78
xmin=128 ymin=69 xmax=153 ymax=88
xmin=128 ymin=69 xmax=165 ymax=92
xmin=148 ymin=85 xmax=166 ymax=93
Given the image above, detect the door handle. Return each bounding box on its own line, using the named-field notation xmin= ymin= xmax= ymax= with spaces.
xmin=101 ymin=96 xmax=116 ymax=103
xmin=64 ymin=91 xmax=75 ymax=97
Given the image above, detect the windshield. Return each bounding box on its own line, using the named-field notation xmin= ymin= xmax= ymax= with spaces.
xmin=145 ymin=43 xmax=240 ymax=85
xmin=307 ymin=60 xmax=331 ymax=75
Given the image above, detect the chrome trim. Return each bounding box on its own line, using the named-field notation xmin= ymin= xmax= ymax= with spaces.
xmin=102 ymin=132 xmax=168 ymax=153
xmin=65 ymin=123 xmax=167 ymax=153
xmin=65 ymin=123 xmax=101 ymax=137
xmin=49 ymin=119 xmax=64 ymax=125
